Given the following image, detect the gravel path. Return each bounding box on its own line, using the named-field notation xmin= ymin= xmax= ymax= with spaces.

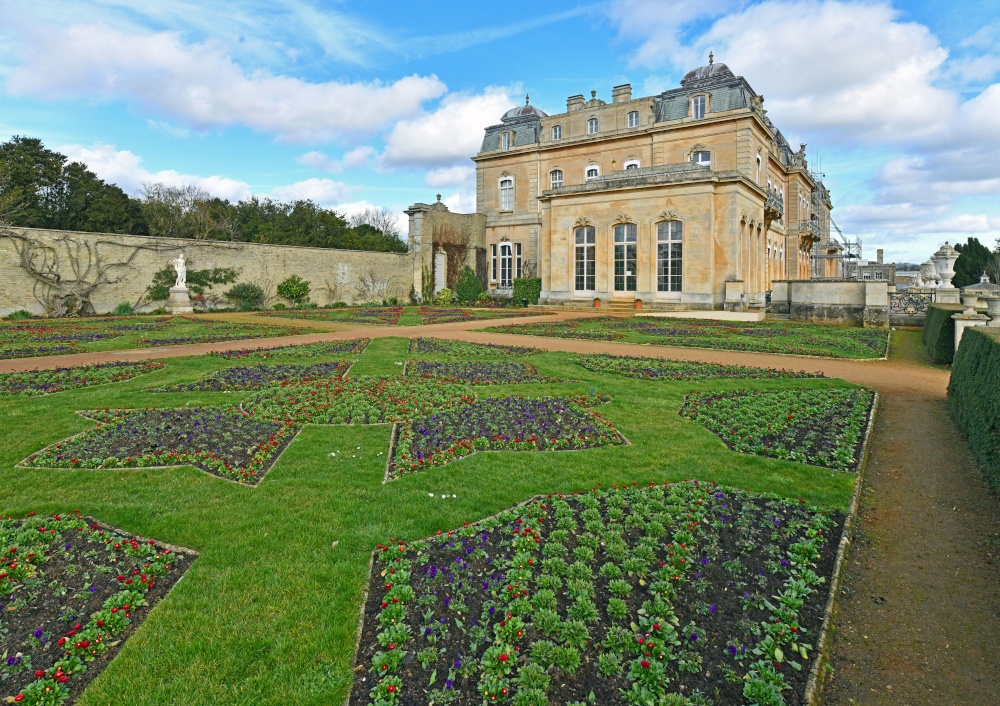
xmin=2 ymin=312 xmax=998 ymax=703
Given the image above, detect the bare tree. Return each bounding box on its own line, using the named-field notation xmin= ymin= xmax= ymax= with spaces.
xmin=355 ymin=269 xmax=399 ymax=303
xmin=348 ymin=206 xmax=402 ymax=237
xmin=140 ymin=182 xmax=211 ymax=238
xmin=986 ymin=252 xmax=1000 ymax=285
xmin=2 ymin=231 xmax=171 ymax=317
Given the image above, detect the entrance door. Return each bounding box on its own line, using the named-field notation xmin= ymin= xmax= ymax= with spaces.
xmin=499 ymin=243 xmax=513 ymax=288
xmin=613 ymin=223 xmax=637 ymax=294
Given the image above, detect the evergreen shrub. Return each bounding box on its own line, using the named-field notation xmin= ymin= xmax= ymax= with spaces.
xmin=948 ymin=327 xmax=1000 ymax=492
xmin=513 ymin=278 xmax=542 ymax=306
xmin=922 ymin=304 xmax=963 ymax=364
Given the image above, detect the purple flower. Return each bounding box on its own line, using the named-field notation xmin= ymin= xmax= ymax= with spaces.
xmin=445 ymin=679 xmax=454 ymax=690
xmin=709 ymin=604 xmax=716 ymax=614
xmin=33 ymin=628 xmax=44 ymax=638
xmin=690 ymin=634 xmax=698 ymax=642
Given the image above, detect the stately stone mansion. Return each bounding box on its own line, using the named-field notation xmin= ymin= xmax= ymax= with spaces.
xmin=445 ymin=56 xmax=841 ymax=310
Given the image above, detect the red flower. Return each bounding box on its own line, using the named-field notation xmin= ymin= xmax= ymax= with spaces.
xmin=641 ymin=660 xmax=650 ymax=668
xmin=387 ymin=684 xmax=396 ymax=693
xmin=498 ymin=653 xmax=508 ymax=663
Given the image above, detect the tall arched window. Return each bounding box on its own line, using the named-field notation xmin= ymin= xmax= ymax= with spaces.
xmin=656 ymin=220 xmax=683 ymax=293
xmin=613 ymin=223 xmax=637 ymax=292
xmin=498 ymin=242 xmax=515 ymax=287
xmin=574 ymin=225 xmax=595 ymax=292
xmin=551 ymin=170 xmax=563 ymax=188
xmin=499 ymin=177 xmax=513 ymax=211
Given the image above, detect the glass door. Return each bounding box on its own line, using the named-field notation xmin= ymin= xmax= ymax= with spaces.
xmin=499 ymin=243 xmax=513 ymax=288
xmin=613 ymin=223 xmax=637 ymax=293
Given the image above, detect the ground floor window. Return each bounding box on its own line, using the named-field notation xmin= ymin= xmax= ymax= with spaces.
xmin=657 ymin=220 xmax=682 ymax=292
xmin=574 ymin=226 xmax=595 ymax=291
xmin=613 ymin=223 xmax=637 ymax=292
xmin=494 ymin=242 xmax=521 ymax=288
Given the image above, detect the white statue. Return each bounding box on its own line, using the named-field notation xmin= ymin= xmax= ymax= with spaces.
xmin=173 ymin=253 xmax=187 ymax=288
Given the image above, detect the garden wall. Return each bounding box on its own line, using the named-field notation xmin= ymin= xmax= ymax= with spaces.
xmin=770 ymin=280 xmax=889 ymax=328
xmin=0 ymin=226 xmax=414 ymax=315
xmin=921 ymin=303 xmax=964 ymax=364
xmin=948 ymin=327 xmax=1000 ymax=493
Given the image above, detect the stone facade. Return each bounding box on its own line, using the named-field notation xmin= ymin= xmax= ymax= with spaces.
xmin=472 ymin=59 xmax=840 ymax=309
xmin=770 ymin=280 xmax=889 ymax=328
xmin=0 ymin=227 xmax=413 ymax=315
xmin=404 ymin=198 xmax=486 ymax=300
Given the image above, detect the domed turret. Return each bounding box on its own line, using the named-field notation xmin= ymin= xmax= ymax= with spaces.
xmin=501 ymin=95 xmax=548 ymax=122
xmin=680 ymin=52 xmax=735 ymax=86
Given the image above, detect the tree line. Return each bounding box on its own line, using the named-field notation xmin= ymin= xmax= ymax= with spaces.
xmin=0 ymin=136 xmax=407 ymax=253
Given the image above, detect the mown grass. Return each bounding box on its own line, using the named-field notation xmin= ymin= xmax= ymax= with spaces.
xmin=0 ymin=336 xmax=859 ymax=705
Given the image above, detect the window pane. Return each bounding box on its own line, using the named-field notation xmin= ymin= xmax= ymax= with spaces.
xmin=628 ymin=111 xmax=638 ymax=127
xmin=553 ymin=125 xmax=561 ymax=140
xmin=551 ymin=170 xmax=563 ymax=188
xmin=491 ymin=244 xmax=497 ymax=281
xmin=588 ymin=118 xmax=598 ymax=134
xmin=586 ymin=226 xmax=595 ymax=244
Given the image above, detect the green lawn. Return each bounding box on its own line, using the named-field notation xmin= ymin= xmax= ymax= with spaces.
xmin=0 ymin=337 xmax=860 ymax=704
xmin=484 ymin=316 xmax=891 ymax=359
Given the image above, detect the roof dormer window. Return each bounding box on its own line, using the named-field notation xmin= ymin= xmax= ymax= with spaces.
xmin=501 ymin=132 xmax=511 ymax=151
xmin=588 ymin=117 xmax=599 ymax=134
xmin=692 ymin=95 xmax=706 ymax=120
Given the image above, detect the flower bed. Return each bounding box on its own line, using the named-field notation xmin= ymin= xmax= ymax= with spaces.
xmin=572 ymin=354 xmax=823 ymax=381
xmin=244 ymin=377 xmax=474 ymax=425
xmin=418 ymin=308 xmax=538 ymax=325
xmin=211 ymin=338 xmax=369 ymax=359
xmin=608 ymin=319 xmax=889 ymax=358
xmin=262 ymin=307 xmax=404 ymax=326
xmin=21 ymin=408 xmax=296 ymax=483
xmin=483 ymin=321 xmax=625 ymax=341
xmin=0 ymin=362 xmax=166 ymax=396
xmin=408 ymin=338 xmax=538 ymax=357
xmin=389 ymin=397 xmax=625 ymax=479
xmin=680 ymin=388 xmax=875 ymax=471
xmin=349 ymin=481 xmax=843 ymax=706
xmin=139 ymin=321 xmax=302 ymax=347
xmin=155 ymin=361 xmax=350 ymax=392
xmin=0 ymin=344 xmax=85 ymax=360
xmin=406 ymin=362 xmax=555 ymax=385
xmin=0 ymin=510 xmax=193 ymax=706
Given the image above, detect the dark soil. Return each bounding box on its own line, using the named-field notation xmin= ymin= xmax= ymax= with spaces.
xmin=0 ymin=515 xmax=194 ymax=703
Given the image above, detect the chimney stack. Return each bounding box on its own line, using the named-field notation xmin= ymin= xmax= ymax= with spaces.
xmin=877 ymin=249 xmax=884 ymax=265
xmin=612 ymin=84 xmax=632 ymax=103
xmin=567 ymin=94 xmax=584 ymax=112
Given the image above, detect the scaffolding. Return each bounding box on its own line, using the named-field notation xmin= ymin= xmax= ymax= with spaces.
xmin=810 ymin=217 xmax=862 ymax=279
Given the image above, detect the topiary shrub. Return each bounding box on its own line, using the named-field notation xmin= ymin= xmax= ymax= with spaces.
xmin=922 ymin=303 xmax=964 ymax=364
xmin=948 ymin=327 xmax=1000 ymax=493
xmin=513 ymin=277 xmax=542 ymax=306
xmin=225 ymin=283 xmax=266 ymax=311
xmin=455 ymin=266 xmax=484 ymax=304
xmin=276 ymin=275 xmax=311 ymax=308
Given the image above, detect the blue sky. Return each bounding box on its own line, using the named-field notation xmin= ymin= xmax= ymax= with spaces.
xmin=1 ymin=0 xmax=998 ymax=263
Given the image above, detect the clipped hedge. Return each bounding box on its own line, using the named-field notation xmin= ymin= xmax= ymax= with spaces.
xmin=922 ymin=303 xmax=963 ymax=364
xmin=948 ymin=327 xmax=1000 ymax=493
xmin=512 ymin=277 xmax=542 ymax=306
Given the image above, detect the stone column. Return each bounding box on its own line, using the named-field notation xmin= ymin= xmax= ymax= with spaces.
xmin=952 ymin=311 xmax=990 ymax=353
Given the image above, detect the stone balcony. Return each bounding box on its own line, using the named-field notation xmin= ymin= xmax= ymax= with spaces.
xmin=541 ymin=163 xmax=738 ymax=197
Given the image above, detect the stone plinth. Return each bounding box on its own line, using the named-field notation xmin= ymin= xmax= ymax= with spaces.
xmin=935 ymin=289 xmax=961 ymax=305
xmin=952 ymin=311 xmax=990 ymax=353
xmin=167 ymin=286 xmax=193 ymax=314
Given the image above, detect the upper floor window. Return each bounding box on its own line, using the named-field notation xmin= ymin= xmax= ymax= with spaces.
xmin=875 ymin=270 xmax=883 ymax=280
xmin=499 ymin=177 xmax=513 ymax=211
xmin=624 ymin=160 xmax=640 ymax=170
xmin=627 ymin=111 xmax=639 ymax=128
xmin=692 ymin=151 xmax=710 ymax=168
xmin=501 ymin=132 xmax=511 ymax=151
xmin=552 ymin=125 xmax=562 ymax=140
xmin=585 ymin=166 xmax=600 ymax=180
xmin=551 ymin=170 xmax=563 ymax=188
xmin=692 ymin=95 xmax=706 ymax=120
xmin=756 ymin=153 xmax=762 ymax=184
xmin=588 ymin=117 xmax=599 ymax=134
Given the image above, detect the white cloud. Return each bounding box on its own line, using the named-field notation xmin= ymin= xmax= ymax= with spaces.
xmin=145 ymin=119 xmax=190 ymax=139
xmin=382 ymin=86 xmax=517 ymax=168
xmin=270 ymin=178 xmax=354 ymax=207
xmin=425 ymin=166 xmax=475 ymax=188
xmin=298 ymin=146 xmax=377 ymax=173
xmin=60 ymin=143 xmax=250 ymax=201
xmin=442 ymin=190 xmax=476 ymax=214
xmin=4 ymin=21 xmax=447 ymax=142
xmin=335 ymin=200 xmax=409 ymax=235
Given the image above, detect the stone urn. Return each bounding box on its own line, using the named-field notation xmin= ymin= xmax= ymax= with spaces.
xmin=984 ymin=296 xmax=1000 ymax=325
xmin=962 ymin=291 xmax=981 ymax=311
xmin=932 ymin=242 xmax=960 ymax=289
xmin=920 ymin=259 xmax=937 ymax=287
